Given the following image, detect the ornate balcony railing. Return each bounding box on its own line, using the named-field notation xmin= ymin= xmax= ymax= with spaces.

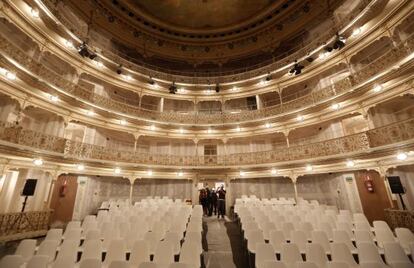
xmin=2 ymin=30 xmax=412 ymax=126
xmin=0 ymin=119 xmax=413 ymax=167
xmin=0 ymin=210 xmax=52 ymax=242
xmin=40 ymin=0 xmax=372 ymax=82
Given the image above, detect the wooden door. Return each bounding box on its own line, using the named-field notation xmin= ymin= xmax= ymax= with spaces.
xmin=49 ymin=175 xmax=78 ymax=224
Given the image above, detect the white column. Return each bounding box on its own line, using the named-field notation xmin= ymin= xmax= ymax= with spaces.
xmin=255 ymin=95 xmax=262 ymax=109
xmin=159 ymin=98 xmax=164 ymax=112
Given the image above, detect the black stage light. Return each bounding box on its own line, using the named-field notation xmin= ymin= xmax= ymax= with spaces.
xmin=324 ymin=46 xmax=333 ymax=52
xmin=333 ymin=39 xmax=345 ymax=50
xmin=215 ymin=84 xmax=220 ymax=93
xmin=116 ymin=64 xmax=123 ymax=75
xmin=265 ymin=74 xmax=272 ymax=81
xmin=78 ymin=42 xmax=90 ymax=58
xmin=169 ymin=82 xmax=177 ymax=94
xmin=306 ymin=57 xmax=314 ymax=63
xmin=149 ymin=77 xmax=155 ymax=85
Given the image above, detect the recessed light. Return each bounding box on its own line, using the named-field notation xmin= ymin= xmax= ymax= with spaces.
xmin=179 ymin=128 xmax=184 ymax=133
xmin=120 ymin=119 xmax=127 ymax=125
xmin=207 ymin=128 xmax=212 ymax=133
xmin=236 ymin=126 xmax=241 ymax=132
xmin=49 ymin=95 xmax=59 ymax=102
xmin=352 ymin=27 xmax=362 ymax=37
xmin=346 ymin=160 xmax=355 ymax=167
xmin=319 ymin=52 xmax=328 ymax=60
xmin=114 ymin=167 xmax=121 ymax=174
xmin=240 ymin=171 xmax=245 ymax=176
xmin=178 ymin=171 xmax=184 ymax=177
xmin=265 ymin=122 xmax=271 ymax=128
xmin=150 ymin=125 xmax=156 ymax=131
xmin=86 ymin=110 xmax=95 ymax=116
xmin=397 ymin=152 xmax=407 ymax=161
xmin=94 ymin=61 xmax=104 ymax=68
xmin=77 ymin=164 xmax=85 ymax=171
xmin=271 ymin=168 xmax=277 ymax=175
xmin=231 ymin=86 xmax=238 ymax=92
xmin=64 ymin=40 xmax=74 ymax=48
xmin=297 ymin=115 xmax=304 ymax=121
xmin=331 ymin=103 xmax=340 ymax=110
xmin=373 ymin=84 xmax=383 ymax=92
xmin=31 ymin=8 xmax=39 ymax=18
xmin=5 ymin=71 xmax=16 ymax=80
xmin=33 ymin=159 xmax=43 ymax=166
xmin=124 ymin=75 xmax=132 ymax=81
xmin=306 ymin=164 xmax=313 ymax=171
xmin=147 ymin=170 xmax=153 ymax=176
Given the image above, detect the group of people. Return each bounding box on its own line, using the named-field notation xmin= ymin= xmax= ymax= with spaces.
xmin=199 ymin=185 xmax=226 ymax=218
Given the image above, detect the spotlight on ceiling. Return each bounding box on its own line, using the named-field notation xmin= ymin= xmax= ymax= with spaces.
xmin=346 ymin=160 xmax=355 ymax=167
xmin=215 ymin=84 xmax=220 ymax=93
xmin=289 ymin=62 xmax=304 ymax=76
xmin=306 ymin=164 xmax=313 ymax=171
xmin=271 ymin=168 xmax=277 ymax=175
xmin=5 ymin=71 xmax=16 ymax=80
xmin=77 ymin=42 xmax=96 ymax=59
xmin=177 ymin=171 xmax=184 ymax=177
xmin=333 ymin=35 xmax=346 ymax=50
xmin=352 ymin=27 xmax=362 ymax=37
xmin=31 ymin=8 xmax=40 ymax=18
xmin=77 ymin=164 xmax=85 ymax=171
xmin=169 ymin=82 xmax=177 ymax=94
xmin=265 ymin=122 xmax=271 ymax=128
xmin=116 ymin=64 xmax=123 ymax=75
xmin=33 ymin=158 xmax=43 ymax=166
xmin=114 ymin=167 xmax=121 ymax=174
xmin=331 ymin=103 xmax=340 ymax=110
xmin=239 ymin=171 xmax=245 ymax=176
xmin=265 ymin=74 xmax=272 ymax=81
xmin=373 ymin=84 xmax=383 ymax=92
xmin=397 ymin=152 xmax=408 ymax=161
xmin=306 ymin=57 xmax=314 ymax=63
xmin=147 ymin=170 xmax=153 ymax=176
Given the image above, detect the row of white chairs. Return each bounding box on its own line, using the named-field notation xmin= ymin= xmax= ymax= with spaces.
xmin=235 ymin=198 xmax=414 ymax=268
xmin=254 ymin=242 xmax=414 ymax=268
xmin=1 ymin=198 xmax=204 ymax=268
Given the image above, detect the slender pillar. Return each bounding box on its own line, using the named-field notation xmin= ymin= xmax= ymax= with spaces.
xmin=45 ymin=172 xmax=61 ymax=209
xmin=159 ymin=98 xmax=164 ymax=112
xmin=378 ymin=167 xmax=394 ymax=208
xmin=255 ymin=95 xmax=262 ymax=109
xmin=128 ymin=177 xmax=137 ymax=205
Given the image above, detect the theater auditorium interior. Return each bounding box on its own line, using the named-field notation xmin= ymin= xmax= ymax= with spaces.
xmin=0 ymin=0 xmax=414 ymax=267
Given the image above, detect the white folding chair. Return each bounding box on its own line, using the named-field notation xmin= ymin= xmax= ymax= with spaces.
xmin=81 ymin=239 xmax=102 ymax=262
xmin=269 ymin=230 xmax=286 ymax=254
xmin=383 ymin=242 xmax=412 ymax=266
xmin=45 ymin=229 xmax=63 ymax=241
xmin=279 ymin=243 xmax=302 ymax=266
xmin=15 ymin=239 xmax=37 ymax=262
xmin=180 ymin=241 xmax=201 ymax=268
xmin=357 ymin=242 xmax=387 ymax=267
xmin=255 ymin=243 xmax=276 ymax=268
xmin=36 ymin=239 xmax=60 ymax=262
xmin=103 ymin=239 xmax=126 ymax=266
xmin=311 ymin=231 xmax=331 ymax=254
xmin=79 ymin=258 xmax=101 ymax=268
xmin=330 ymin=243 xmax=358 ymax=268
xmin=26 ymin=255 xmax=49 ymax=268
xmin=0 ymin=255 xmax=24 ymax=268
xmin=129 ymin=240 xmax=150 ymax=267
xmin=395 ymin=228 xmax=414 ymax=253
xmin=153 ymin=241 xmax=174 ymax=267
xmin=305 ymin=243 xmax=328 ymax=268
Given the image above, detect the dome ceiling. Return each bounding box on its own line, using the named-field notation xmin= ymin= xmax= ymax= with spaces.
xmin=122 ymin=0 xmax=276 ymax=32
xmin=62 ymin=0 xmax=346 ymax=76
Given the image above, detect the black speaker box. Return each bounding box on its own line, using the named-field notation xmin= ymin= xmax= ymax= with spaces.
xmin=22 ymin=179 xmax=37 ymax=196
xmin=387 ymin=176 xmax=405 ymax=194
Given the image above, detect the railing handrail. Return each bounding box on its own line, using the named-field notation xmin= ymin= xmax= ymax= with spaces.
xmin=1 ymin=118 xmax=413 ymax=166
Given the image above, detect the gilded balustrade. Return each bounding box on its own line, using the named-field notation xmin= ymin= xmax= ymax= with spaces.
xmin=0 ymin=32 xmax=412 ymax=125
xmin=0 ymin=210 xmax=52 ymax=242
xmin=0 ymin=119 xmax=413 ymax=166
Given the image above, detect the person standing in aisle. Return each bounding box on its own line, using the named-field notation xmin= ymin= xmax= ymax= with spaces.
xmin=211 ymin=188 xmax=218 ymax=216
xmin=206 ymin=187 xmax=212 ymax=216
xmin=217 ymin=185 xmax=226 ymax=219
